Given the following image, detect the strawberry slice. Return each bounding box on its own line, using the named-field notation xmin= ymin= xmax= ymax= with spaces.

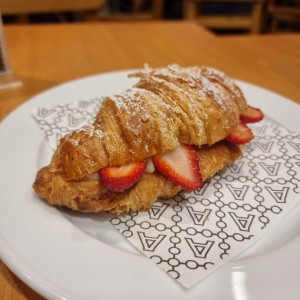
xmin=99 ymin=161 xmax=146 ymax=192
xmin=226 ymin=122 xmax=254 ymax=145
xmin=240 ymin=105 xmax=264 ymax=123
xmin=152 ymin=144 xmax=203 ymax=190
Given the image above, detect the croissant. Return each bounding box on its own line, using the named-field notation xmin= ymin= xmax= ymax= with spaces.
xmin=33 ymin=65 xmax=261 ymax=214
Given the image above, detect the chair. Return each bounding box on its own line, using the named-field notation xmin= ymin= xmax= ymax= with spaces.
xmin=98 ymin=0 xmax=165 ymax=21
xmin=183 ymin=0 xmax=267 ymax=34
xmin=0 ymin=0 xmax=106 ymax=22
xmin=267 ymin=0 xmax=300 ymax=32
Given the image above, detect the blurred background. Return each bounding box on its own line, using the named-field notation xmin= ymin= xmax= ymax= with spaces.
xmin=1 ymin=0 xmax=299 ymax=34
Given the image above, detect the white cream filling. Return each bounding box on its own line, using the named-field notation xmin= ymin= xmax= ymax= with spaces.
xmin=84 ymin=158 xmax=156 ymax=181
xmin=83 ymin=172 xmax=100 ymax=181
xmin=145 ymin=158 xmax=155 ymax=173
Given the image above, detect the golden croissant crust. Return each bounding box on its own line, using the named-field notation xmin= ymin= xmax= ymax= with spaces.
xmin=33 ymin=65 xmax=247 ymax=214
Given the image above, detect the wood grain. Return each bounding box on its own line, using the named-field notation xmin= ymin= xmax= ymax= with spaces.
xmin=0 ymin=263 xmax=44 ymax=300
xmin=0 ymin=21 xmax=299 ymax=299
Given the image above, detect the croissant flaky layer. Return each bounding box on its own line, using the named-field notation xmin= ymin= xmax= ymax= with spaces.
xmin=33 ymin=142 xmax=241 ymax=214
xmin=33 ymin=65 xmax=247 ymax=214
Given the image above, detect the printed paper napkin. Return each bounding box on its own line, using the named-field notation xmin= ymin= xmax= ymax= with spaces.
xmin=32 ymin=98 xmax=300 ymax=288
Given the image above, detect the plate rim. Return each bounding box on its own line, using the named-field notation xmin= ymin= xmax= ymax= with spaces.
xmin=0 ymin=69 xmax=299 ymax=300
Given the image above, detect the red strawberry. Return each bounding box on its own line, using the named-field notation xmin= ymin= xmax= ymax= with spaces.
xmin=226 ymin=122 xmax=254 ymax=145
xmin=240 ymin=105 xmax=264 ymax=123
xmin=152 ymin=144 xmax=203 ymax=190
xmin=99 ymin=161 xmax=146 ymax=192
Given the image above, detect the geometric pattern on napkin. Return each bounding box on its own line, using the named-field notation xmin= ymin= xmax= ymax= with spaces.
xmin=31 ymin=101 xmax=300 ymax=288
xmin=111 ymin=121 xmax=300 ymax=288
xmin=31 ymin=98 xmax=103 ymax=150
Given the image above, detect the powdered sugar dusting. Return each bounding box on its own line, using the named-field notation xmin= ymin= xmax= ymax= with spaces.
xmin=111 ymin=88 xmax=147 ymax=115
xmin=75 ymin=124 xmax=104 ymax=138
xmin=132 ymin=64 xmax=235 ymax=109
xmin=65 ymin=64 xmax=243 ymax=161
xmin=64 ymin=124 xmax=104 ymax=146
xmin=200 ymin=66 xmax=244 ymax=99
xmin=109 ymin=88 xmax=152 ymax=137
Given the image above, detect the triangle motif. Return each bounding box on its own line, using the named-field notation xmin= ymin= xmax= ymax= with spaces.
xmin=185 ymin=238 xmax=214 ymax=258
xmin=146 ymin=239 xmax=156 ymax=248
xmin=227 ymin=161 xmax=244 ymax=174
xmin=229 ymin=212 xmax=255 ymax=232
xmin=265 ymin=186 xmax=289 ymax=203
xmin=194 ymin=181 xmax=210 ymax=196
xmin=195 ymin=245 xmax=205 ymax=256
xmin=288 ymin=142 xmax=300 ymax=153
xmin=259 ymin=162 xmax=280 ymax=176
xmin=251 ymin=124 xmax=267 ymax=135
xmin=254 ymin=141 xmax=274 ymax=153
xmin=239 ymin=219 xmax=247 ymax=227
xmin=38 ymin=107 xmax=56 ymax=118
xmin=137 ymin=232 xmax=166 ymax=252
xmin=148 ymin=203 xmax=169 ymax=220
xmin=79 ymin=100 xmax=96 ymax=109
xmin=226 ymin=184 xmax=249 ymax=201
xmin=186 ymin=206 xmax=211 ymax=226
xmin=68 ymin=114 xmax=86 ymax=128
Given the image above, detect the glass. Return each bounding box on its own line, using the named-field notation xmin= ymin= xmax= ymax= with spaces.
xmin=0 ymin=12 xmax=22 ymax=90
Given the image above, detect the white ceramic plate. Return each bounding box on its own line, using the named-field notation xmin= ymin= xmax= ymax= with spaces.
xmin=0 ymin=70 xmax=299 ymax=300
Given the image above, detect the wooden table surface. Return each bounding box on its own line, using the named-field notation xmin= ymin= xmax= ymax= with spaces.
xmin=0 ymin=21 xmax=299 ymax=300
